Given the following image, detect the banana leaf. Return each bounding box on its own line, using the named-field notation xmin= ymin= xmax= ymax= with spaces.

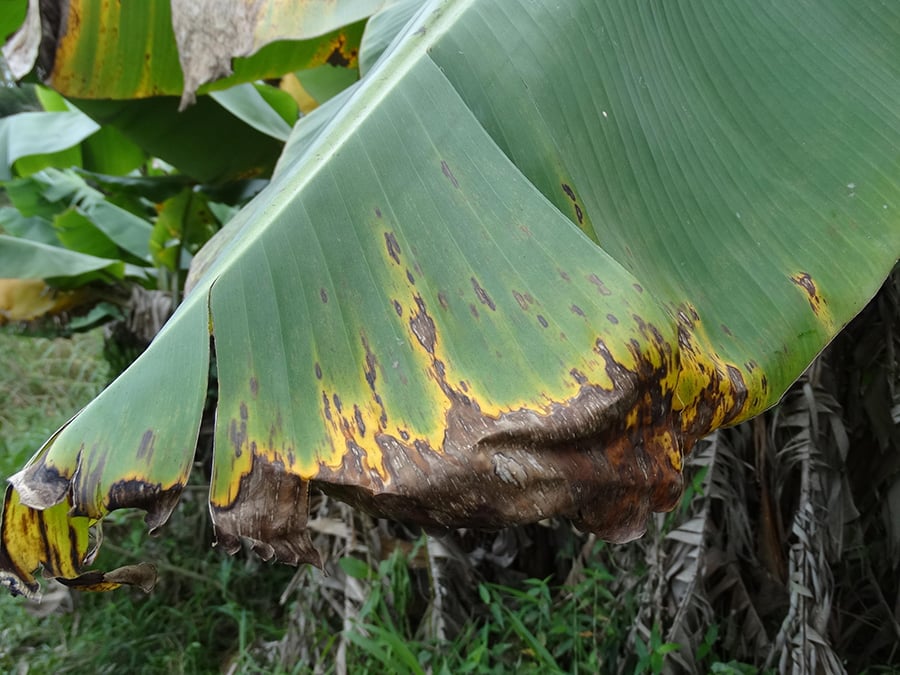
xmin=1 ymin=0 xmax=898 ymax=596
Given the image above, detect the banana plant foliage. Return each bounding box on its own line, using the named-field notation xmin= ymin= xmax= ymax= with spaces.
xmin=2 ymin=0 xmax=899 ymax=595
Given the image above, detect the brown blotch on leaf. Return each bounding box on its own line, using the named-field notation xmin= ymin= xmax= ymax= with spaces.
xmin=58 ymin=562 xmax=158 ymax=594
xmin=471 ymin=277 xmax=496 ymax=310
xmin=384 ymin=231 xmax=401 ymax=264
xmin=325 ymin=36 xmax=352 ymax=67
xmin=105 ymin=480 xmax=184 ymax=534
xmin=588 ymin=274 xmax=611 ymax=296
xmin=322 ymin=392 xmax=332 ymax=422
xmin=790 ymin=272 xmax=827 ymax=315
xmin=229 ymin=405 xmax=248 ymax=458
xmin=469 ymin=303 xmax=479 ymax=318
xmin=137 ymin=430 xmax=155 ymax=461
xmin=315 ymin=316 xmax=685 ymax=544
xmin=570 ymin=368 xmax=588 ymax=384
xmin=212 ymin=455 xmax=321 ymax=568
xmin=409 ymin=295 xmax=437 ymax=355
xmin=353 ymin=405 xmax=366 ymax=437
xmin=362 ymin=335 xmax=378 ymax=392
xmin=512 ymin=290 xmax=529 ymax=311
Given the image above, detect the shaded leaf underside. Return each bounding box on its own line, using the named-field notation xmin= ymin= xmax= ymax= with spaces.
xmin=2 ymin=0 xmax=899 ymax=594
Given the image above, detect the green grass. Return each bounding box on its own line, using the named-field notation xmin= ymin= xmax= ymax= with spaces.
xmin=0 ymin=331 xmax=296 ymax=674
xmin=0 ymin=330 xmax=110 ymax=478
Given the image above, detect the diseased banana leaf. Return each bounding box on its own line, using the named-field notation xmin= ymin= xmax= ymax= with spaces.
xmin=3 ymin=0 xmax=381 ymax=105
xmin=2 ymin=0 xmax=899 ymax=595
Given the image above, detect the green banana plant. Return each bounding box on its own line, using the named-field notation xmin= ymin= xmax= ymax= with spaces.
xmin=1 ymin=0 xmax=898 ymax=596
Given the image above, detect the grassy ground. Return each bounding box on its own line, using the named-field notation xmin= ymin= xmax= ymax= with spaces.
xmin=0 ymin=331 xmax=297 ymax=674
xmin=0 ymin=330 xmax=109 ymax=476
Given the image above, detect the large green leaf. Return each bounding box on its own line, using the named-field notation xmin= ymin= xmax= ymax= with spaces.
xmin=2 ymin=0 xmax=898 ymax=595
xmin=0 ymin=235 xmax=124 ymax=279
xmin=0 ymin=111 xmax=99 ymax=181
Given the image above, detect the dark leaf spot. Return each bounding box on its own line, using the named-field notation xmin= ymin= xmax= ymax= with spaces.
xmin=790 ymin=272 xmax=826 ymax=315
xmin=571 ymin=304 xmax=585 ymax=317
xmin=409 ymin=294 xmax=437 ymax=354
xmin=393 ymin=300 xmax=403 ymax=316
xmin=362 ymin=335 xmax=378 ymax=391
xmin=537 ymin=314 xmax=548 ymax=328
xmin=249 ymin=377 xmax=259 ymax=398
xmin=137 ymin=430 xmax=155 ymax=461
xmin=440 ymin=160 xmax=459 ymax=188
xmin=607 ymin=313 xmax=619 ymax=324
xmin=562 ymin=183 xmax=576 ymax=202
xmin=320 ymin=288 xmax=328 ymax=303
xmin=721 ymin=324 xmax=733 ymax=336
xmin=437 ymin=292 xmax=449 ymax=310
xmin=471 ymin=277 xmax=496 ymax=310
xmin=469 ymin=303 xmax=479 ymax=318
xmin=406 ymin=269 xmax=416 ymax=285
xmin=374 ymin=207 xmax=382 ymax=218
xmin=570 ymin=368 xmax=588 ymax=384
xmin=575 ymin=204 xmax=583 ymax=224
xmin=512 ymin=290 xmax=529 ymax=311
xmin=332 ymin=394 xmax=342 ymax=413
xmin=559 ymin=269 xmax=571 ymax=282
xmin=315 ymin=362 xmax=322 ymax=380
xmin=240 ymin=402 xmax=248 ymax=421
xmin=633 ymin=283 xmax=643 ymax=293
xmin=322 ymin=392 xmax=332 ymax=421
xmin=384 ymin=231 xmax=401 ymax=264
xmin=588 ymin=274 xmax=611 ymax=296
xmin=354 ymin=405 xmax=366 ymax=437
